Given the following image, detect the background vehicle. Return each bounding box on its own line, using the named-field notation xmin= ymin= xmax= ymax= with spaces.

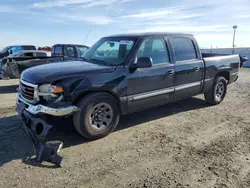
xmin=16 ymin=32 xmax=240 ymax=164
xmin=0 ymin=44 xmax=89 ymax=78
xmin=12 ymin=50 xmax=51 ymax=57
xmin=0 ymin=45 xmax=36 ymax=59
xmin=38 ymin=46 xmax=52 ymax=52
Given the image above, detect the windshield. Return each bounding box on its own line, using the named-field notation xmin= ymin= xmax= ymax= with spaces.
xmin=84 ymin=37 xmax=136 ymax=66
xmin=12 ymin=52 xmax=23 ymax=56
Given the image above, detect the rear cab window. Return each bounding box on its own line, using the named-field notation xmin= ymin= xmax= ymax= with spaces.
xmin=171 ymin=37 xmax=197 ymax=62
xmin=52 ymin=45 xmax=63 ymax=56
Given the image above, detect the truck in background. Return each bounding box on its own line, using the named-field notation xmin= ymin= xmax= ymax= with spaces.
xmin=0 ymin=44 xmax=89 ymax=78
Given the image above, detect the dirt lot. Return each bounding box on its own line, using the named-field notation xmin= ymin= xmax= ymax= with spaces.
xmin=0 ymin=69 xmax=250 ymax=188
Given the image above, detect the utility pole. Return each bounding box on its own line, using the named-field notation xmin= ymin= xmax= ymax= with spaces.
xmin=232 ymin=25 xmax=238 ymax=54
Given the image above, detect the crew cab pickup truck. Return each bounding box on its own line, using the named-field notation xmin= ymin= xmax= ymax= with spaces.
xmin=16 ymin=33 xmax=239 ymax=165
xmin=1 ymin=44 xmax=89 ymax=78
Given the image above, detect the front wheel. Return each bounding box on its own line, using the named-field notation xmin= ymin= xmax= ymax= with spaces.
xmin=204 ymin=76 xmax=227 ymax=105
xmin=73 ymin=93 xmax=120 ymax=140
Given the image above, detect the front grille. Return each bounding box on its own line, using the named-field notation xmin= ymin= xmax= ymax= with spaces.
xmin=19 ymin=80 xmax=38 ymax=103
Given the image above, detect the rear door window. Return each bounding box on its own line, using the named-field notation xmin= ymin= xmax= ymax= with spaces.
xmin=172 ymin=38 xmax=197 ymax=61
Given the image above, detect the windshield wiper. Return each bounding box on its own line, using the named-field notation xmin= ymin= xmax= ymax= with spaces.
xmin=90 ymin=58 xmax=107 ymax=65
xmin=80 ymin=57 xmax=88 ymax=61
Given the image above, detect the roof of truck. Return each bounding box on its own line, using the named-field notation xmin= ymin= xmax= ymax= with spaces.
xmin=104 ymin=32 xmax=193 ymax=38
xmin=17 ymin=50 xmax=49 ymax=53
xmin=53 ymin=44 xmax=89 ymax=48
xmin=10 ymin=50 xmax=51 ymax=57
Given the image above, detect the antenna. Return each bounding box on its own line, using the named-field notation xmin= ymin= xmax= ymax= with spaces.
xmin=84 ymin=29 xmax=91 ymax=44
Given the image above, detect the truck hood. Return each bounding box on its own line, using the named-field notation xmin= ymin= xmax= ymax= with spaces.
xmin=21 ymin=61 xmax=115 ymax=83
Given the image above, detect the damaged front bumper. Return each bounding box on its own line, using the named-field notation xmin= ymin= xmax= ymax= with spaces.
xmin=18 ymin=95 xmax=79 ymax=116
xmin=16 ymin=97 xmax=78 ymax=167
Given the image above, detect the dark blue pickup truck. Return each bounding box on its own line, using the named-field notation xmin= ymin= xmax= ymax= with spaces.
xmin=16 ymin=33 xmax=240 ymax=165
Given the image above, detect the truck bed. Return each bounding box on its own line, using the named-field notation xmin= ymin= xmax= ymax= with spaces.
xmin=202 ymin=53 xmax=239 ymax=71
xmin=202 ymin=53 xmax=234 ymax=58
xmin=201 ymin=53 xmax=239 ymax=92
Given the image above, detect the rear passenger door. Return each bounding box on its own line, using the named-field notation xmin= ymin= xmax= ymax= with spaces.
xmin=127 ymin=37 xmax=174 ymax=112
xmin=170 ymin=37 xmax=204 ymax=99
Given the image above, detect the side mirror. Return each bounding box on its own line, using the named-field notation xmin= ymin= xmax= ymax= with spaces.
xmin=9 ymin=50 xmax=13 ymax=55
xmin=240 ymin=55 xmax=248 ymax=63
xmin=132 ymin=57 xmax=153 ymax=69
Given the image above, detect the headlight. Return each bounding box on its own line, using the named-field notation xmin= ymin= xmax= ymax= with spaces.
xmin=39 ymin=84 xmax=64 ymax=94
xmin=38 ymin=84 xmax=64 ymax=103
xmin=39 ymin=84 xmax=51 ymax=93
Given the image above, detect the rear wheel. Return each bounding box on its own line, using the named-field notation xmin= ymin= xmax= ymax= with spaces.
xmin=204 ymin=76 xmax=227 ymax=105
xmin=73 ymin=93 xmax=120 ymax=140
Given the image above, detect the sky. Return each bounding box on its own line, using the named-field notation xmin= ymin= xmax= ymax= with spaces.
xmin=0 ymin=0 xmax=250 ymax=49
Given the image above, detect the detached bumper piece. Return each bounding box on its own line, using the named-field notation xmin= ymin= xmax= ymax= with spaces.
xmin=17 ymin=102 xmax=63 ymax=167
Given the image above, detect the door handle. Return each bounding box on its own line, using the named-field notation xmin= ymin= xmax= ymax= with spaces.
xmin=193 ymin=66 xmax=200 ymax=71
xmin=166 ymin=69 xmax=174 ymax=75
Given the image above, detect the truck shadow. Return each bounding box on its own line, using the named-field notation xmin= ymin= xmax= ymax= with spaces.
xmin=0 ymin=84 xmax=18 ymax=94
xmin=50 ymin=97 xmax=210 ymax=148
xmin=0 ymin=97 xmax=210 ymax=168
xmin=116 ymin=97 xmax=210 ymax=131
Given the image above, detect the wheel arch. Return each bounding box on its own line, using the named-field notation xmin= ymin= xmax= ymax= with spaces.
xmin=73 ymin=90 xmax=122 ymax=114
xmin=215 ymin=71 xmax=230 ymax=83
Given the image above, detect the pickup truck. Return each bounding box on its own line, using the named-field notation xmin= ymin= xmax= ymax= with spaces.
xmin=0 ymin=45 xmax=36 ymax=59
xmin=16 ymin=33 xmax=240 ymax=165
xmin=0 ymin=44 xmax=89 ymax=78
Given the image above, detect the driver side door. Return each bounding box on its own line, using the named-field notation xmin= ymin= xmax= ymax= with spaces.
xmin=127 ymin=37 xmax=174 ymax=112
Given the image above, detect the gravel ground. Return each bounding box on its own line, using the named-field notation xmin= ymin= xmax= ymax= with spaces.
xmin=0 ymin=68 xmax=250 ymax=188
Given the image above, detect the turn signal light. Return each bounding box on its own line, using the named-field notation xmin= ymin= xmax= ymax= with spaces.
xmin=51 ymin=86 xmax=64 ymax=94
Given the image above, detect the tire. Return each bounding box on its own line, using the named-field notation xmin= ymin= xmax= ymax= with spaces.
xmin=73 ymin=92 xmax=120 ymax=140
xmin=204 ymin=76 xmax=227 ymax=105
